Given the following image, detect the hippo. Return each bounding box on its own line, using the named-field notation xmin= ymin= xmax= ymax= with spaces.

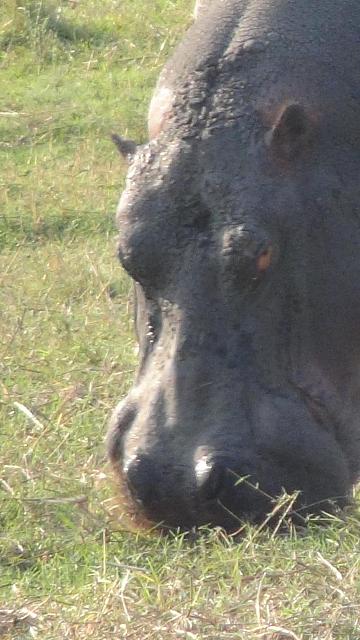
xmin=107 ymin=0 xmax=360 ymax=531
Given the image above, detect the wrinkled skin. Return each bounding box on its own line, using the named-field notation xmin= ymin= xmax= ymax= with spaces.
xmin=108 ymin=0 xmax=360 ymax=532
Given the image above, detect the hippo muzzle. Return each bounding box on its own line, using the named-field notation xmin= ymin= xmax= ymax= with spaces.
xmin=107 ymin=304 xmax=351 ymax=531
xmin=108 ymin=388 xmax=350 ymax=531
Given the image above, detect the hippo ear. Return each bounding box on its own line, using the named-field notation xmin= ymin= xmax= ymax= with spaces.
xmin=268 ymin=104 xmax=313 ymax=159
xmin=111 ymin=134 xmax=138 ymax=163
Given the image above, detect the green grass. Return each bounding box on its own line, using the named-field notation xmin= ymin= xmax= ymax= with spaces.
xmin=1 ymin=1 xmax=360 ymax=638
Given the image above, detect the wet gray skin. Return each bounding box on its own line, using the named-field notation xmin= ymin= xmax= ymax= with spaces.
xmin=107 ymin=0 xmax=360 ymax=532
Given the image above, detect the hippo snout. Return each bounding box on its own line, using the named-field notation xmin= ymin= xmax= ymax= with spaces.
xmin=124 ymin=451 xmax=250 ymax=518
xmin=108 ymin=389 xmax=351 ymax=531
xmin=121 ymin=449 xmax=271 ymax=530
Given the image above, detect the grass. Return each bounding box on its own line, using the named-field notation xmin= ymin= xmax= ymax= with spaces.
xmin=0 ymin=1 xmax=360 ymax=638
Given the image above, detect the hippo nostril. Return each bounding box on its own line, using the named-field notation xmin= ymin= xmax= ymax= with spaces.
xmin=195 ymin=457 xmax=225 ymax=501
xmin=107 ymin=399 xmax=138 ymax=463
xmin=124 ymin=455 xmax=157 ymax=506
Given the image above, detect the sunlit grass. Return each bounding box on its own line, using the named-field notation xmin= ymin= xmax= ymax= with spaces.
xmin=0 ymin=0 xmax=193 ymax=249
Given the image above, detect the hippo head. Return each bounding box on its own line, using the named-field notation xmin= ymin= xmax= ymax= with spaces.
xmin=107 ymin=4 xmax=360 ymax=531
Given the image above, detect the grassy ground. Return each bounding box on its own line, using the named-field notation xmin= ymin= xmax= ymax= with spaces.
xmin=1 ymin=1 xmax=360 ymax=638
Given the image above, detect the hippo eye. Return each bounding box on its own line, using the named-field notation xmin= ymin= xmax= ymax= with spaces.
xmin=223 ymin=226 xmax=275 ymax=286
